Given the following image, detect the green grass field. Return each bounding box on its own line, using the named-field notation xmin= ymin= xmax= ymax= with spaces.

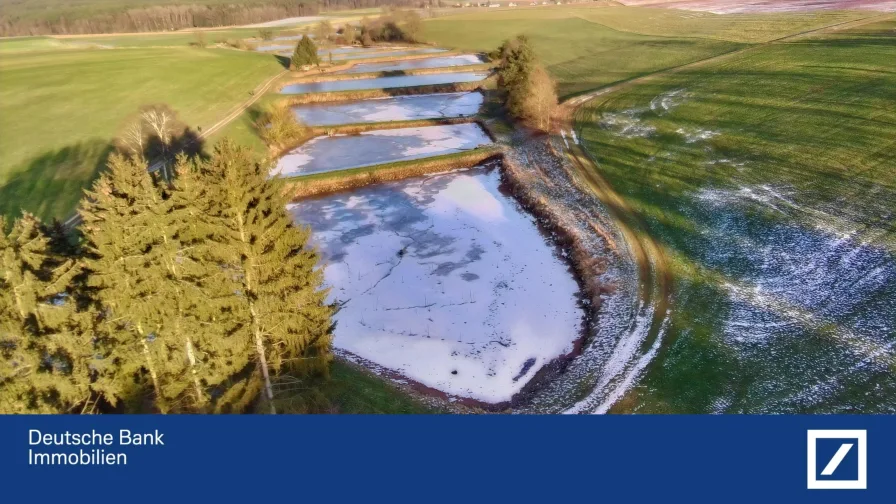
xmin=575 ymin=18 xmax=896 ymax=413
xmin=422 ymin=6 xmax=873 ymax=96
xmin=0 ymin=36 xmax=69 ymax=52
xmin=574 ymin=6 xmax=867 ymax=42
xmin=59 ymin=29 xmax=266 ymax=48
xmin=0 ymin=46 xmax=283 ymax=220
xmin=424 ymin=9 xmax=743 ymax=97
xmin=275 ymin=360 xmax=440 ymax=414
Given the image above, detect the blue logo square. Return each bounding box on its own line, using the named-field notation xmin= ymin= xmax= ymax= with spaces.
xmin=815 ymin=438 xmax=859 ymax=481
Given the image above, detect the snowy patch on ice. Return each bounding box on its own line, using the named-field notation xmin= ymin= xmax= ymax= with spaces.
xmin=337 ymin=54 xmax=483 ymax=74
xmin=271 ymin=123 xmax=492 ymax=178
xmin=293 ymin=93 xmax=483 ymax=126
xmin=288 ymin=167 xmax=584 ymax=403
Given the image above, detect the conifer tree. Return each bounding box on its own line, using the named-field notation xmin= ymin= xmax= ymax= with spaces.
xmin=197 ymin=140 xmax=333 ymax=414
xmin=163 ymin=156 xmax=259 ymax=413
xmin=0 ymin=214 xmax=93 ymax=414
xmin=291 ymin=35 xmax=319 ymax=70
xmin=79 ymin=155 xmax=191 ymax=412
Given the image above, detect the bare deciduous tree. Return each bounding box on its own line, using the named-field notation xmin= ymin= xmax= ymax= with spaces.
xmin=522 ymin=65 xmax=558 ymax=132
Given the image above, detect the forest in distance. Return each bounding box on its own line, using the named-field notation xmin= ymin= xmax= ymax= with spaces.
xmin=0 ymin=0 xmax=432 ymax=36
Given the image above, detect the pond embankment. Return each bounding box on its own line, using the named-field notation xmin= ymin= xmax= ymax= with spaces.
xmin=268 ymin=49 xmax=627 ymax=411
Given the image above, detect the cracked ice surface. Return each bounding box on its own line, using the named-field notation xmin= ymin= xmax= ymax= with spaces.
xmin=336 ymin=54 xmax=483 ymax=74
xmin=287 ymin=167 xmax=584 ymax=403
xmin=279 ymin=71 xmax=487 ymax=94
xmin=292 ymin=92 xmax=483 ymax=126
xmin=271 ymin=123 xmax=492 ymax=178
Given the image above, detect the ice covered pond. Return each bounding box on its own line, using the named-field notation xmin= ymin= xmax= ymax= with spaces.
xmin=292 ymin=92 xmax=483 ymax=126
xmin=280 ymin=71 xmax=488 ymax=94
xmin=336 ymin=54 xmax=483 ymax=74
xmin=256 ymin=43 xmax=295 ymax=52
xmin=272 ymin=123 xmax=492 ymax=178
xmin=287 ymin=167 xmax=584 ymax=403
xmin=331 ymin=48 xmax=447 ymax=61
xmin=259 ymin=44 xmax=382 ymax=54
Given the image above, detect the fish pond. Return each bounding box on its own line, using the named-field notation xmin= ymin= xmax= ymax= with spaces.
xmin=271 ymin=123 xmax=492 ymax=178
xmin=280 ymin=71 xmax=488 ymax=94
xmin=292 ymin=92 xmax=483 ymax=126
xmin=336 ymin=54 xmax=483 ymax=74
xmin=287 ymin=166 xmax=584 ymax=404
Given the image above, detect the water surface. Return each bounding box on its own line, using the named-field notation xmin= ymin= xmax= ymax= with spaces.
xmin=336 ymin=54 xmax=482 ymax=74
xmin=271 ymin=123 xmax=492 ymax=177
xmin=292 ymin=92 xmax=483 ymax=126
xmin=280 ymin=71 xmax=488 ymax=94
xmin=287 ymin=167 xmax=583 ymax=403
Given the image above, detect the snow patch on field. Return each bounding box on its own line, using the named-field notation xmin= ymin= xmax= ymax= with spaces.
xmin=676 ymin=127 xmax=719 ymax=143
xmin=600 ymin=109 xmax=656 ymax=138
xmin=650 ymin=88 xmax=688 ymax=114
xmin=288 ymin=167 xmax=584 ymax=404
xmin=687 ymin=184 xmax=896 ymax=412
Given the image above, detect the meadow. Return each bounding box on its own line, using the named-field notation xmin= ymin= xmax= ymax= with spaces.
xmin=0 ymin=45 xmax=284 ymax=220
xmin=421 ymin=6 xmax=870 ymax=96
xmin=575 ymin=18 xmax=896 ymax=413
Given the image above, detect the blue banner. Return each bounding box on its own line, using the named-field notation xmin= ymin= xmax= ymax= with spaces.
xmin=0 ymin=415 xmax=892 ymax=503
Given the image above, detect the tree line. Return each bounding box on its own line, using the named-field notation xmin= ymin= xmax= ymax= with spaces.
xmin=0 ymin=0 xmax=432 ymax=37
xmin=0 ymin=139 xmax=333 ymax=414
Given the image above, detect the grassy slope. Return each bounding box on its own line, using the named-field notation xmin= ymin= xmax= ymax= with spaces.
xmin=421 ymin=7 xmax=868 ymax=96
xmin=424 ymin=9 xmax=742 ymax=97
xmin=576 ymin=18 xmax=896 ymax=413
xmin=325 ymin=360 xmax=440 ymax=414
xmin=575 ymin=6 xmax=866 ymax=43
xmin=58 ymin=29 xmax=266 ymax=47
xmin=0 ymin=46 xmax=283 ymax=220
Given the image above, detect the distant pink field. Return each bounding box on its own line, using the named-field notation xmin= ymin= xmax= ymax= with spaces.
xmin=619 ymin=0 xmax=896 ymax=13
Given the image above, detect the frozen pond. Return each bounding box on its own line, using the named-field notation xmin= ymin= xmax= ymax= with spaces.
xmin=256 ymin=43 xmax=294 ymax=52
xmin=292 ymin=92 xmax=483 ymax=126
xmin=272 ymin=123 xmax=492 ymax=178
xmin=258 ymin=44 xmax=370 ymax=54
xmin=336 ymin=54 xmax=483 ymax=74
xmin=333 ymin=48 xmax=447 ymax=61
xmin=280 ymin=71 xmax=488 ymax=94
xmin=288 ymin=167 xmax=584 ymax=403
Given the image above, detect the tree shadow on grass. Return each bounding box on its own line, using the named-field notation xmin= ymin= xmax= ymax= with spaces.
xmin=274 ymin=54 xmax=291 ymax=69
xmin=0 ymin=139 xmax=113 ymax=222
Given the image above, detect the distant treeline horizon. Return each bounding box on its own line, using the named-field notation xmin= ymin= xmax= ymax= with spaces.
xmin=0 ymin=0 xmax=434 ymax=37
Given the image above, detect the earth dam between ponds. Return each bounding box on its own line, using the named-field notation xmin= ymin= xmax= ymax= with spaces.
xmin=287 ymin=166 xmax=585 ymax=404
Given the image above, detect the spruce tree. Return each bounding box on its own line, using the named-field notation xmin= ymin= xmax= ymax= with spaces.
xmin=164 ymin=156 xmax=259 ymax=413
xmin=79 ymin=155 xmax=191 ymax=412
xmin=0 ymin=214 xmax=93 ymax=413
xmin=197 ymin=140 xmax=333 ymax=414
xmin=291 ymin=35 xmax=320 ymax=70
xmin=497 ymin=35 xmax=537 ymax=119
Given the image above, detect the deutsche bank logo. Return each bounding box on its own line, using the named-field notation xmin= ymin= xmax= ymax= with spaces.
xmin=807 ymin=430 xmax=867 ymax=490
